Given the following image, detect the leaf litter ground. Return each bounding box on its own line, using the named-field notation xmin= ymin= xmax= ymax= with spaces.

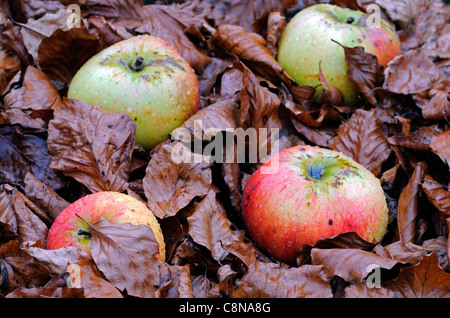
xmin=0 ymin=0 xmax=450 ymax=298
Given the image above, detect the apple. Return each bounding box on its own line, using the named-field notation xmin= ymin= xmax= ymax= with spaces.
xmin=68 ymin=35 xmax=200 ymax=149
xmin=277 ymin=4 xmax=401 ymax=105
xmin=46 ymin=191 xmax=166 ymax=261
xmin=241 ymin=145 xmax=388 ymax=264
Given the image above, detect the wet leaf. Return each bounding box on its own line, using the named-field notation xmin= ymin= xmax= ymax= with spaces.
xmin=47 ymin=98 xmax=136 ymax=194
xmin=89 ymin=217 xmax=162 ymax=298
xmin=397 ymin=163 xmax=425 ymax=245
xmin=383 ymin=252 xmax=450 ymax=297
xmin=329 ymin=109 xmax=391 ymax=177
xmin=143 ymin=142 xmax=212 ymax=219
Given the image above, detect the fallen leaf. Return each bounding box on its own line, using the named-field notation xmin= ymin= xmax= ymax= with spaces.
xmin=430 ymin=129 xmax=450 ymax=166
xmin=66 ymin=259 xmax=123 ymax=298
xmin=143 ymin=142 xmax=212 ymax=219
xmin=311 ymin=248 xmax=405 ymax=282
xmin=37 ymin=27 xmax=101 ymax=89
xmin=187 ymin=190 xmax=240 ymax=262
xmin=47 ymin=98 xmax=136 ymax=194
xmin=89 ymin=217 xmax=162 ymax=298
xmin=397 ymin=162 xmax=425 ymax=245
xmin=329 ymin=109 xmax=391 ymax=177
xmin=383 ymin=252 xmax=450 ymax=297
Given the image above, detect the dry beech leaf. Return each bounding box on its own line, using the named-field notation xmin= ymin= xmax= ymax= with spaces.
xmin=158 ymin=263 xmax=194 ymax=298
xmin=339 ymin=43 xmax=384 ymax=105
xmin=136 ymin=5 xmax=211 ymax=73
xmin=317 ymin=61 xmax=345 ymax=106
xmin=430 ymin=129 xmax=450 ymax=166
xmin=415 ymin=77 xmax=450 ymax=121
xmin=187 ymin=190 xmax=240 ymax=262
xmin=67 ymin=259 xmax=123 ymax=298
xmin=297 ymin=231 xmax=376 ymax=266
xmin=6 ymin=286 xmax=85 ymax=298
xmin=0 ymin=185 xmax=49 ymax=245
xmin=24 ymin=172 xmax=70 ymax=221
xmin=329 ymin=109 xmax=391 ymax=177
xmin=0 ymin=50 xmax=21 ymax=93
xmin=47 ymin=98 xmax=136 ymax=194
xmin=311 ymin=248 xmax=405 ymax=282
xmin=89 ymin=217 xmax=162 ymax=298
xmin=397 ymin=163 xmax=425 ymax=245
xmin=37 ymin=27 xmax=101 ymax=89
xmin=212 ymin=24 xmax=293 ymax=87
xmin=24 ymin=244 xmax=89 ymax=277
xmin=143 ymin=142 xmax=212 ymax=219
xmin=0 ymin=240 xmax=51 ymax=293
xmin=383 ymin=252 xmax=450 ymax=297
xmin=0 ymin=125 xmax=66 ymax=190
xmin=383 ymin=49 xmax=441 ymax=95
xmin=422 ymin=174 xmax=450 ymax=226
xmin=224 ymin=241 xmax=333 ymax=298
xmin=238 ymin=62 xmax=283 ymax=161
xmin=388 ymin=124 xmax=443 ymax=152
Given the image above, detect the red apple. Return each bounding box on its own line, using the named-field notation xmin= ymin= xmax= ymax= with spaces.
xmin=241 ymin=145 xmax=388 ymax=264
xmin=68 ymin=35 xmax=200 ymax=149
xmin=46 ymin=191 xmax=165 ymax=261
xmin=277 ymin=4 xmax=401 ymax=105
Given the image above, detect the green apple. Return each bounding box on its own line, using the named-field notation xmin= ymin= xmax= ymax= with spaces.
xmin=68 ymin=35 xmax=200 ymax=149
xmin=277 ymin=4 xmax=401 ymax=105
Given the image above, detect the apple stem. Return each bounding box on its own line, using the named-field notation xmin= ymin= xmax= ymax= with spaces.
xmin=130 ymin=56 xmax=145 ymax=72
xmin=331 ymin=39 xmax=345 ymax=49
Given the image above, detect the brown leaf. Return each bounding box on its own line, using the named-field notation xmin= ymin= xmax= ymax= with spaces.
xmin=311 ymin=248 xmax=405 ymax=282
xmin=89 ymin=217 xmax=162 ymax=298
xmin=5 ymin=287 xmax=85 ymax=298
xmin=297 ymin=231 xmax=376 ymax=266
xmin=0 ymin=185 xmax=49 ymax=245
xmin=329 ymin=109 xmax=391 ymax=177
xmin=238 ymin=62 xmax=283 ymax=162
xmin=47 ymin=98 xmax=136 ymax=194
xmin=415 ymin=76 xmax=450 ymax=121
xmin=397 ymin=163 xmax=425 ymax=245
xmin=143 ymin=142 xmax=212 ymax=219
xmin=136 ymin=5 xmax=211 ymax=73
xmin=212 ymin=24 xmax=293 ymax=87
xmin=0 ymin=125 xmax=66 ymax=190
xmin=339 ymin=43 xmax=384 ymax=105
xmin=24 ymin=172 xmax=70 ymax=221
xmin=383 ymin=252 xmax=450 ymax=297
xmin=224 ymin=241 xmax=333 ymax=298
xmin=187 ymin=190 xmax=240 ymax=262
xmin=383 ymin=49 xmax=441 ymax=95
xmin=317 ymin=61 xmax=345 ymax=106
xmin=0 ymin=50 xmax=20 ymax=94
xmin=23 ymin=243 xmax=89 ymax=277
xmin=0 ymin=240 xmax=51 ymax=294
xmin=388 ymin=124 xmax=443 ymax=152
xmin=430 ymin=129 xmax=450 ymax=166
xmin=66 ymin=259 xmax=123 ymax=298
xmin=37 ymin=27 xmax=101 ymax=90
xmin=422 ymin=174 xmax=450 ymax=227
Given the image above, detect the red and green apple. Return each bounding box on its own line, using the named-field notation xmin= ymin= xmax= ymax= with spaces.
xmin=68 ymin=35 xmax=200 ymax=149
xmin=277 ymin=4 xmax=401 ymax=105
xmin=241 ymin=145 xmax=388 ymax=264
xmin=46 ymin=191 xmax=166 ymax=261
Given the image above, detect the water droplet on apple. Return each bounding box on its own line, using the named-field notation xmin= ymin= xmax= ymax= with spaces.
xmin=127 ymin=106 xmax=133 ymax=113
xmin=186 ymin=90 xmax=191 ymax=96
xmin=295 ymin=36 xmax=300 ymax=41
xmin=312 ymin=40 xmax=317 ymax=46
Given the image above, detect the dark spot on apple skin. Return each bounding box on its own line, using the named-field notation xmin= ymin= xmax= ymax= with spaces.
xmin=148 ymin=56 xmax=185 ymax=73
xmin=328 ymin=219 xmax=333 ymax=225
xmin=252 ymin=184 xmax=257 ymax=190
